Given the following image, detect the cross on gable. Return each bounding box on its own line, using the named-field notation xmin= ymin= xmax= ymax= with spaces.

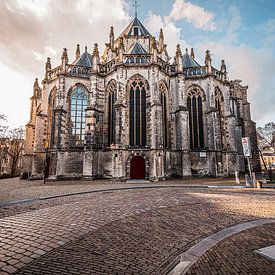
xmin=133 ymin=0 xmax=139 ymax=17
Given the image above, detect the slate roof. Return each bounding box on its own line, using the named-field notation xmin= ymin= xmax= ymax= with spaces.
xmin=73 ymin=51 xmax=93 ymax=67
xmin=182 ymin=53 xmax=200 ymax=68
xmin=119 ymin=16 xmax=151 ymax=37
xmin=129 ymin=42 xmax=147 ymax=55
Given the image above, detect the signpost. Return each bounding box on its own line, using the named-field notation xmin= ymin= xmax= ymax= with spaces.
xmin=242 ymin=137 xmax=253 ymax=187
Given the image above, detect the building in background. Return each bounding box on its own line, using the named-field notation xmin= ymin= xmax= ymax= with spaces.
xmin=23 ymin=15 xmax=260 ymax=181
xmin=260 ymin=150 xmax=275 ymax=170
xmin=0 ymin=137 xmax=25 ymax=176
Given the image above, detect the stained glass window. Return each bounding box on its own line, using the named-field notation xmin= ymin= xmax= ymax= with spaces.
xmin=160 ymin=91 xmax=168 ymax=148
xmin=71 ymin=86 xmax=87 ymax=142
xmin=129 ymin=78 xmax=146 ymax=146
xmin=215 ymin=88 xmax=224 ymax=149
xmin=187 ymin=89 xmax=204 ymax=149
xmin=107 ymin=82 xmax=116 ymax=146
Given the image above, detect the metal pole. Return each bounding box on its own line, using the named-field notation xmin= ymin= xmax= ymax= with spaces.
xmin=247 ymin=157 xmax=252 ymax=186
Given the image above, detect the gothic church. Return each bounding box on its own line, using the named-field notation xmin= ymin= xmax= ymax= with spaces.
xmin=24 ymin=14 xmax=259 ymax=181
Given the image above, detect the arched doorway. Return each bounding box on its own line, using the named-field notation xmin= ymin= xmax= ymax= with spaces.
xmin=130 ymin=156 xmax=145 ymax=179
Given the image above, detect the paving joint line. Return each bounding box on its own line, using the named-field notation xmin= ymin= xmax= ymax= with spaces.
xmin=168 ymin=217 xmax=275 ymax=275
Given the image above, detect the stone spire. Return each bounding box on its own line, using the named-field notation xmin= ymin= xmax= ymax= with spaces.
xmin=109 ymin=26 xmax=114 ymax=51
xmin=118 ymin=37 xmax=125 ymax=63
xmin=191 ymin=48 xmax=195 ymax=59
xmin=151 ymin=37 xmax=158 ymax=63
xmin=33 ymin=78 xmax=39 ymax=90
xmin=45 ymin=57 xmax=51 ymax=79
xmin=92 ymin=43 xmax=99 ymax=71
xmin=176 ymin=44 xmax=183 ymax=72
xmin=176 ymin=44 xmax=182 ymax=57
xmin=76 ymin=44 xmax=80 ymax=60
xmin=221 ymin=59 xmax=227 ymax=81
xmin=33 ymin=78 xmax=41 ymax=98
xmin=61 ymin=48 xmax=68 ymax=70
xmin=205 ymin=50 xmax=212 ymax=73
xmin=159 ymin=28 xmax=164 ymax=52
xmin=221 ymin=59 xmax=226 ymax=73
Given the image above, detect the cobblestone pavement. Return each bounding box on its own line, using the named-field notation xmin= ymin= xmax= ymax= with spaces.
xmin=187 ymin=222 xmax=275 ymax=275
xmin=0 ymin=183 xmax=274 ymax=274
xmin=0 ymin=177 xmax=245 ymax=204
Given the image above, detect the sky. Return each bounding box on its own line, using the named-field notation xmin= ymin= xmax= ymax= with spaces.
xmin=0 ymin=0 xmax=275 ymax=128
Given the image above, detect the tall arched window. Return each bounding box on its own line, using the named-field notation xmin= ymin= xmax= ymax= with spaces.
xmin=187 ymin=88 xmax=204 ymax=149
xmin=107 ymin=80 xmax=117 ymax=146
xmin=129 ymin=76 xmax=146 ymax=146
xmin=70 ymin=86 xmax=88 ymax=143
xmin=215 ymin=88 xmax=225 ymax=149
xmin=159 ymin=82 xmax=168 ymax=148
xmin=46 ymin=88 xmax=56 ymax=147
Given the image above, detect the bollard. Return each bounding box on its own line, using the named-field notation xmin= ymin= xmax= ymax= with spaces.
xmin=252 ymin=172 xmax=256 ymax=188
xmin=256 ymin=180 xmax=262 ymax=189
xmin=235 ymin=171 xmax=240 ymax=184
xmin=245 ymin=174 xmax=251 ymax=187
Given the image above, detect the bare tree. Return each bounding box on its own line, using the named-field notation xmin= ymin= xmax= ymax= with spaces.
xmin=257 ymin=122 xmax=275 ymax=152
xmin=0 ymin=115 xmax=9 ymax=173
xmin=0 ymin=115 xmax=25 ymax=176
xmin=5 ymin=128 xmax=25 ymax=176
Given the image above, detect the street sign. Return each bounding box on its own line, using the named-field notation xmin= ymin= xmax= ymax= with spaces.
xmin=242 ymin=137 xmax=251 ymax=158
xmin=242 ymin=137 xmax=251 ymax=157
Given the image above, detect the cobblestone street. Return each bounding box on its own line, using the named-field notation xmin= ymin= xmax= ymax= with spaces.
xmin=0 ymin=178 xmax=274 ymax=274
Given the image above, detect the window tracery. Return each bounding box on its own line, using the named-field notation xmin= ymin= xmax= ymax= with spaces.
xmin=46 ymin=88 xmax=56 ymax=147
xmin=107 ymin=80 xmax=117 ymax=146
xmin=70 ymin=86 xmax=88 ymax=143
xmin=215 ymin=88 xmax=225 ymax=149
xmin=129 ymin=76 xmax=146 ymax=146
xmin=159 ymin=82 xmax=168 ymax=148
xmin=187 ymin=88 xmax=204 ymax=149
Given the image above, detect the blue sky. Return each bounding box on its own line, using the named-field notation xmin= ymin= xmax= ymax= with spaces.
xmin=0 ymin=0 xmax=274 ymax=128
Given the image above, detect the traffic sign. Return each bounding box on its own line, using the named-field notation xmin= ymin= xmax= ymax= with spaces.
xmin=242 ymin=137 xmax=251 ymax=158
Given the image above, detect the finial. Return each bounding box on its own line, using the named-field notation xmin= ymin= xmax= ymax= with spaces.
xmin=159 ymin=28 xmax=164 ymax=51
xmin=34 ymin=78 xmax=39 ymax=88
xmin=110 ymin=26 xmax=114 ymax=50
xmin=76 ymin=44 xmax=80 ymax=59
xmin=176 ymin=44 xmax=182 ymax=56
xmin=221 ymin=59 xmax=226 ymax=73
xmin=205 ymin=50 xmax=212 ymax=73
xmin=93 ymin=43 xmax=99 ymax=56
xmin=191 ymin=48 xmax=195 ymax=59
xmin=133 ymin=0 xmax=139 ymax=18
xmin=46 ymin=57 xmax=51 ymax=70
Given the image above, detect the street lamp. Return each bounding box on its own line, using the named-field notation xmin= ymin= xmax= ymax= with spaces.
xmin=44 ymin=140 xmax=50 ymax=184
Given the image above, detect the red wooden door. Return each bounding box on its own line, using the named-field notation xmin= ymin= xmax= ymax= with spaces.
xmin=130 ymin=156 xmax=145 ymax=179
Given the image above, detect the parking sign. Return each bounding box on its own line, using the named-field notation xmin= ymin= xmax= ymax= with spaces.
xmin=242 ymin=137 xmax=251 ymax=158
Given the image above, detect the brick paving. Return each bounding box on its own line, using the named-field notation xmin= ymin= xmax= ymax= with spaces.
xmin=187 ymin=222 xmax=275 ymax=275
xmin=0 ymin=184 xmax=273 ymax=274
xmin=0 ymin=177 xmax=245 ymax=204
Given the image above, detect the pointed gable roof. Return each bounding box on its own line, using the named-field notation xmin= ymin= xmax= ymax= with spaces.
xmin=120 ymin=16 xmax=151 ymax=37
xmin=182 ymin=53 xmax=200 ymax=68
xmin=73 ymin=50 xmax=93 ymax=67
xmin=129 ymin=42 xmax=147 ymax=55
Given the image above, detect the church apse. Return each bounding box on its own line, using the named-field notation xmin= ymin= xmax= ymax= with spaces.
xmin=23 ymin=12 xmax=259 ymax=181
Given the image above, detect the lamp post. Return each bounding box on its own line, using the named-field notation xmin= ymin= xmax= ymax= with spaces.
xmin=110 ymin=143 xmax=118 ymax=180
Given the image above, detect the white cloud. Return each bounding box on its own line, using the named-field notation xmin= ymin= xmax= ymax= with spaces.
xmin=167 ymin=0 xmax=216 ymax=31
xmin=196 ymin=41 xmax=275 ymax=124
xmin=0 ymin=0 xmax=130 ymax=128
xmin=144 ymin=11 xmax=190 ymax=57
xmin=224 ymin=5 xmax=242 ymax=43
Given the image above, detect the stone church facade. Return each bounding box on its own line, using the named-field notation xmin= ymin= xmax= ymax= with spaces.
xmin=24 ymin=16 xmax=259 ymax=181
